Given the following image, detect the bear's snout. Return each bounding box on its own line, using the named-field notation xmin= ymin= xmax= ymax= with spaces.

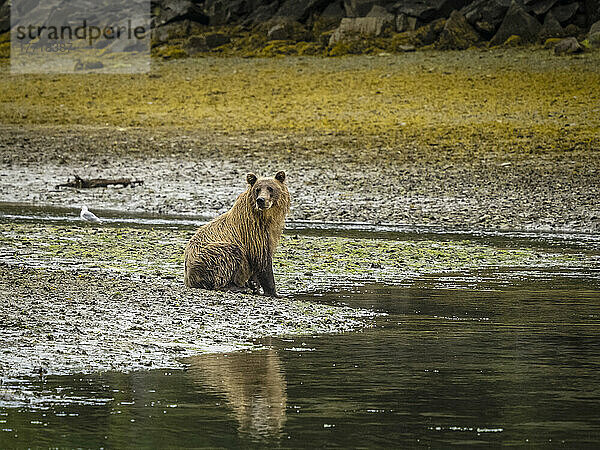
xmin=255 ymin=195 xmax=274 ymax=210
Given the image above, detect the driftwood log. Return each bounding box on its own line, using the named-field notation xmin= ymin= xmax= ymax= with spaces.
xmin=56 ymin=175 xmax=144 ymax=189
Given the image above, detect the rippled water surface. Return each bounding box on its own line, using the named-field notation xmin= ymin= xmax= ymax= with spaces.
xmin=1 ymin=203 xmax=599 ymax=447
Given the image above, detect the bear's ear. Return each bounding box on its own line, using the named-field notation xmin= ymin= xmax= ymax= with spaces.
xmin=246 ymin=173 xmax=257 ymax=186
xmin=275 ymin=171 xmax=286 ymax=183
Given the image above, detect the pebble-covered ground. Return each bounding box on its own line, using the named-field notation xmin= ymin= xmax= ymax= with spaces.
xmin=0 ymin=263 xmax=375 ymax=378
xmin=0 ymin=125 xmax=598 ymax=231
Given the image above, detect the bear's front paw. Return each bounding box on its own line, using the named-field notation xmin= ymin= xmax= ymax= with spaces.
xmin=247 ymin=279 xmax=261 ymax=295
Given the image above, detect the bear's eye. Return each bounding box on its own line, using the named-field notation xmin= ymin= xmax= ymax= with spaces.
xmin=267 ymin=186 xmax=273 ymax=193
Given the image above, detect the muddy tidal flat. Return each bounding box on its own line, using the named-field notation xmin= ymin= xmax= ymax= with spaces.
xmin=0 ymin=262 xmax=373 ymax=378
xmin=1 ymin=49 xmax=599 ymax=232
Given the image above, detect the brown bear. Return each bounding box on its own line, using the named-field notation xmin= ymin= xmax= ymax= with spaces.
xmin=184 ymin=171 xmax=290 ymax=297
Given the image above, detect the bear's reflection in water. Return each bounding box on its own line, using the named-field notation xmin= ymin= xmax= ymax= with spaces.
xmin=186 ymin=348 xmax=287 ymax=440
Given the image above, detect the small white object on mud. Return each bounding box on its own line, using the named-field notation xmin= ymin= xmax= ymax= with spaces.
xmin=80 ymin=205 xmax=101 ymax=223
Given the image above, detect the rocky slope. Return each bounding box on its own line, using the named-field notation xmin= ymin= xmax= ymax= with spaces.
xmin=1 ymin=0 xmax=600 ymax=59
xmin=150 ymin=0 xmax=600 ymax=56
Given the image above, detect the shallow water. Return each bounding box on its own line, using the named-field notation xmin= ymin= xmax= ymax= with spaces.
xmin=2 ymin=272 xmax=600 ymax=446
xmin=1 ymin=203 xmax=600 ymax=446
xmin=2 ymin=201 xmax=600 ymax=251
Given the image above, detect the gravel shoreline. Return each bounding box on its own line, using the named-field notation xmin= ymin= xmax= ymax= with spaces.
xmin=1 ymin=125 xmax=598 ymax=232
xmin=0 ymin=264 xmax=374 ymax=378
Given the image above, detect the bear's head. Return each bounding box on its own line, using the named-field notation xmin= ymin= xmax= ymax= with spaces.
xmin=246 ymin=171 xmax=288 ymax=212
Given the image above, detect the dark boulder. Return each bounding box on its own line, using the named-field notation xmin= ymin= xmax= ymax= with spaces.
xmin=153 ymin=0 xmax=208 ymax=27
xmin=184 ymin=32 xmax=230 ymax=54
xmin=475 ymin=21 xmax=497 ymax=35
xmin=344 ymin=0 xmax=392 ymax=17
xmin=274 ymin=0 xmax=330 ymax=22
xmin=203 ymin=0 xmax=245 ymax=25
xmin=550 ymin=2 xmax=580 ymax=23
xmin=0 ymin=0 xmax=10 ymax=33
xmin=394 ymin=0 xmax=436 ymax=19
xmin=366 ymin=4 xmax=396 ymax=20
xmin=529 ymin=0 xmax=559 ymax=15
xmin=244 ymin=2 xmax=280 ymax=26
xmin=572 ymin=13 xmax=587 ymax=28
xmin=590 ymin=19 xmax=600 ymax=35
xmin=74 ymin=60 xmax=104 ymax=71
xmin=202 ymin=0 xmax=275 ymax=25
xmin=460 ymin=0 xmax=512 ymax=35
xmin=203 ymin=32 xmax=231 ymax=47
xmin=554 ymin=36 xmax=582 ymax=53
xmin=436 ymin=10 xmax=480 ymax=49
xmin=322 ymin=1 xmax=347 ymax=19
xmin=152 ymin=20 xmax=196 ymax=44
xmin=563 ymin=23 xmax=581 ymax=36
xmin=267 ymin=23 xmax=290 ymax=40
xmin=584 ymin=0 xmax=600 ymax=26
xmin=266 ymin=19 xmax=310 ymax=40
xmin=489 ymin=0 xmax=542 ymax=46
xmin=538 ymin=11 xmax=564 ymax=40
xmin=393 ymin=0 xmax=471 ymax=21
xmin=314 ymin=1 xmax=346 ymax=31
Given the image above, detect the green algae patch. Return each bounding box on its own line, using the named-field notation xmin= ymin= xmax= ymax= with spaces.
xmin=0 ymin=221 xmax=593 ymax=295
xmin=328 ymin=36 xmax=388 ymax=56
xmin=0 ymin=42 xmax=8 ymax=59
xmin=0 ymin=32 xmax=9 ymax=59
xmin=153 ymin=45 xmax=187 ymax=60
xmin=501 ymin=35 xmax=523 ymax=48
xmin=259 ymin=41 xmax=323 ymax=57
xmin=543 ymin=38 xmax=563 ymax=49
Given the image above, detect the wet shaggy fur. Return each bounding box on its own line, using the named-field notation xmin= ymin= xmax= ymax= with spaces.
xmin=184 ymin=171 xmax=290 ymax=296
